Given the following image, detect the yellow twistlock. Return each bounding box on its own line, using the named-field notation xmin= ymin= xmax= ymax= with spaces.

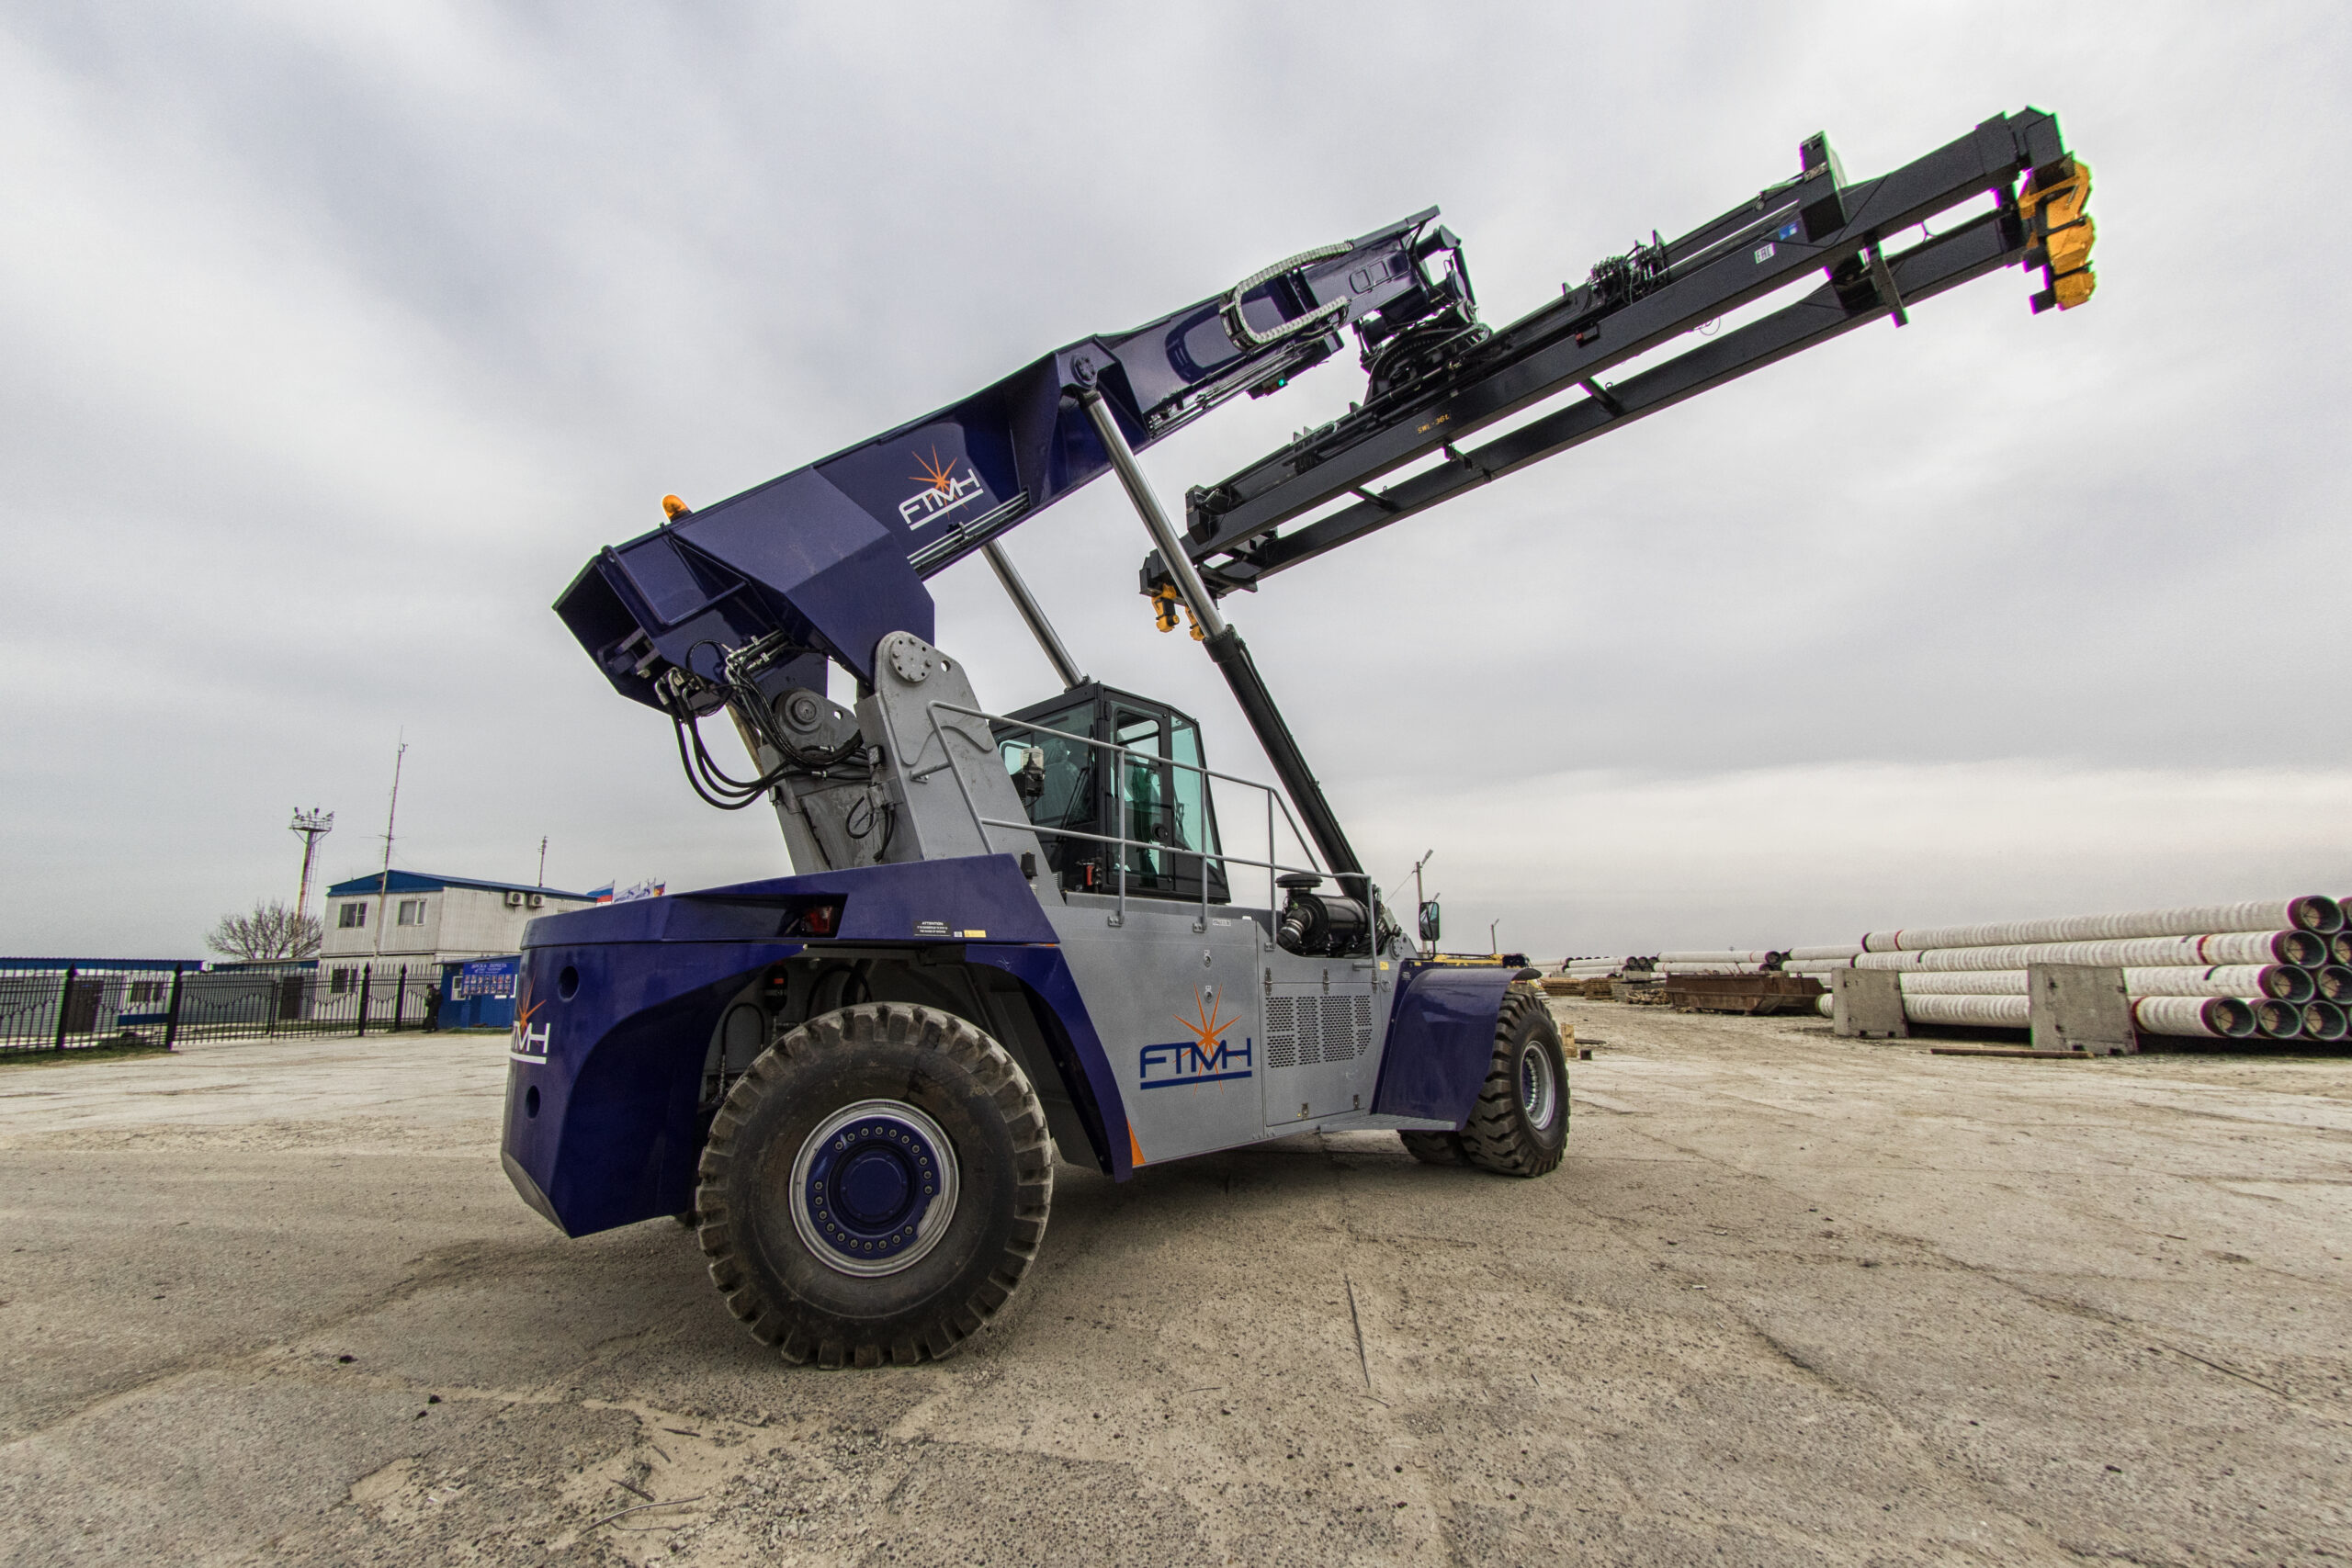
xmin=2020 ymin=158 xmax=2096 ymax=311
xmin=1147 ymin=582 xmax=1207 ymax=640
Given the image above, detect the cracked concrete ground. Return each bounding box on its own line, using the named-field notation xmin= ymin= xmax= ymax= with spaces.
xmin=0 ymin=1005 xmax=2345 ymax=1566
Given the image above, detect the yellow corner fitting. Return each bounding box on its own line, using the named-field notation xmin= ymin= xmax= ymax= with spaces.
xmin=2020 ymin=158 xmax=2097 ymax=310
xmin=661 ymin=493 xmax=692 ymax=520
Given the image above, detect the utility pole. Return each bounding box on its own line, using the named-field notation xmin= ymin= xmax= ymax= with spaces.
xmin=289 ymin=807 xmax=334 ymax=924
xmin=537 ymin=836 xmax=548 ymax=888
xmin=1409 ymin=849 xmax=1435 ymax=956
xmin=1489 ymin=919 xmax=1500 ymax=956
xmin=372 ymin=737 xmax=407 ymax=960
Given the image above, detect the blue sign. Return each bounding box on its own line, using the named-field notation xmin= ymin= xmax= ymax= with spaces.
xmin=455 ymin=957 xmax=519 ymax=1000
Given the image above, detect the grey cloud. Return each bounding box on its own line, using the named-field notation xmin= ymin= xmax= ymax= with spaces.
xmin=1 ymin=2 xmax=2343 ymax=958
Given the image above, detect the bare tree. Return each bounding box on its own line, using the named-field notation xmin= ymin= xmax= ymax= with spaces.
xmin=206 ymin=898 xmax=322 ymax=961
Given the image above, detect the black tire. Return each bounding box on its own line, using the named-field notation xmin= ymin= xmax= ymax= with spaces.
xmin=1398 ymin=1130 xmax=1466 ymax=1165
xmin=695 ymin=1002 xmax=1053 ymax=1367
xmin=1459 ymin=986 xmax=1570 ymax=1177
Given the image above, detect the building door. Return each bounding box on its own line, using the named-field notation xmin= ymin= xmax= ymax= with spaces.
xmin=62 ymin=979 xmax=102 ymax=1035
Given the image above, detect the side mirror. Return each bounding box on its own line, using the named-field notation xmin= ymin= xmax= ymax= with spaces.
xmin=1418 ymin=899 xmax=1441 ymax=944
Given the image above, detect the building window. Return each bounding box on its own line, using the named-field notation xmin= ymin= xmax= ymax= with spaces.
xmin=338 ymin=902 xmax=367 ymax=929
xmin=330 ymin=967 xmax=355 ymax=995
xmin=396 ymin=898 xmax=428 ymax=927
xmin=127 ymin=980 xmax=165 ymax=1006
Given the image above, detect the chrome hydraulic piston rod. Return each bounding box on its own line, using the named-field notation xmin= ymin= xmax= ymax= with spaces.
xmin=982 ymin=539 xmax=1087 ymax=691
xmin=1078 ymin=388 xmax=1365 ymax=888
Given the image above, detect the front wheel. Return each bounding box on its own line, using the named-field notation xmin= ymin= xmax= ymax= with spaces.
xmin=1459 ymin=986 xmax=1570 ymax=1177
xmin=695 ymin=1003 xmax=1053 ymax=1367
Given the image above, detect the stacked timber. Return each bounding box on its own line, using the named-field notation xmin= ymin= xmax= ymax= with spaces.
xmin=1781 ymin=896 xmax=2346 ymax=1041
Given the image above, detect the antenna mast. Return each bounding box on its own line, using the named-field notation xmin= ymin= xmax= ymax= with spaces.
xmin=372 ymin=738 xmax=407 ymax=959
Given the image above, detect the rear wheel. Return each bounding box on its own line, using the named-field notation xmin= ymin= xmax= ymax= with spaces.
xmin=1459 ymin=987 xmax=1570 ymax=1177
xmin=695 ymin=1002 xmax=1053 ymax=1367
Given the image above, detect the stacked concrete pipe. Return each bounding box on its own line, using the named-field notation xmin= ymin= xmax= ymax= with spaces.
xmin=1656 ymin=949 xmax=1784 ymax=976
xmin=1770 ymin=895 xmax=2346 ymax=1041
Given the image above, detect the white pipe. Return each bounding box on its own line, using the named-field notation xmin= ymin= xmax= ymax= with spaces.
xmin=2129 ymin=964 xmax=2313 ymax=1002
xmin=1813 ymin=989 xmax=2264 ymax=1038
xmin=1854 ymin=931 xmax=2324 ymax=972
xmin=1785 ymin=944 xmax=1863 ymax=962
xmin=1898 ymin=972 xmax=2029 ymax=995
xmin=1656 ymin=950 xmax=1781 ymax=964
xmin=2314 ymin=966 xmax=2352 ymax=1002
xmin=1897 ymin=965 xmax=2311 ymax=1001
xmin=1860 ymin=896 xmax=2340 ymax=952
xmin=2298 ymin=1000 xmax=2347 ymax=1042
xmin=2253 ymin=998 xmax=2303 ymax=1039
xmin=2132 ymin=996 xmax=2256 ymax=1039
xmin=1904 ymin=994 xmax=2030 ymax=1028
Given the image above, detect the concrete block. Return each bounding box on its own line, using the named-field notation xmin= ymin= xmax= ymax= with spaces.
xmin=2029 ymin=964 xmax=2135 ymax=1055
xmin=1833 ymin=968 xmax=1906 ymax=1039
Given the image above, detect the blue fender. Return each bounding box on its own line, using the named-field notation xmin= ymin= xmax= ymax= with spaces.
xmin=500 ymin=856 xmax=1129 ymax=1235
xmin=1369 ymin=963 xmax=1521 ymax=1127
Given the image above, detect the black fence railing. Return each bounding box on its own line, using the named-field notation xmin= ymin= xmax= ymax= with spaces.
xmin=0 ymin=961 xmax=451 ymax=1053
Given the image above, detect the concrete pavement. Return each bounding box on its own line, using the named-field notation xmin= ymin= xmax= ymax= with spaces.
xmin=1 ymin=1008 xmax=2345 ymax=1564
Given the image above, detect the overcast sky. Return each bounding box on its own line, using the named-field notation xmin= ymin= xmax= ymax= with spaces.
xmin=3 ymin=1 xmax=2346 ymax=960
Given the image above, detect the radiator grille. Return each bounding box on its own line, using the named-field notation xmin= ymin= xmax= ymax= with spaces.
xmin=1266 ymin=992 xmax=1372 ymax=1070
xmin=1267 ymin=995 xmax=1302 ymax=1069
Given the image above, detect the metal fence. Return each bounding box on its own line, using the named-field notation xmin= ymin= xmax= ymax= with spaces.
xmin=0 ymin=960 xmax=449 ymax=1053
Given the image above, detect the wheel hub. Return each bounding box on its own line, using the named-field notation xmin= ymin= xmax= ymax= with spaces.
xmin=1518 ymin=1042 xmax=1559 ymax=1130
xmin=790 ymin=1100 xmax=961 ymax=1277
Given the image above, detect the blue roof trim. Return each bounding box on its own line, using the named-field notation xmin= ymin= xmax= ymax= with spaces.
xmin=324 ymin=870 xmax=597 ymax=899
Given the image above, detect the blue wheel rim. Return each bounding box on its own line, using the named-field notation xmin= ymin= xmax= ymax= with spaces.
xmin=789 ymin=1099 xmax=960 ymax=1277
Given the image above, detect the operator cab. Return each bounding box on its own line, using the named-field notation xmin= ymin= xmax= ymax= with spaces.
xmin=993 ymin=682 xmax=1230 ymax=905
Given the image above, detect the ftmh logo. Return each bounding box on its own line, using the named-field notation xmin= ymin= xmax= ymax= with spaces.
xmin=899 ymin=446 xmax=985 ymax=529
xmin=1138 ymin=989 xmax=1252 ymax=1089
xmin=510 ymin=995 xmax=549 ymax=1061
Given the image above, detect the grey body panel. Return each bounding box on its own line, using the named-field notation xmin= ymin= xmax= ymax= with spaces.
xmin=778 ymin=630 xmax=1453 ymax=1162
xmin=865 ymin=632 xmax=1052 ymax=874
xmin=1046 ymin=894 xmax=1442 ymax=1163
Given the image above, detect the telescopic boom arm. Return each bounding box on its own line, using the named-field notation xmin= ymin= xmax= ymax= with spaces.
xmin=1148 ymin=108 xmax=2093 ymax=599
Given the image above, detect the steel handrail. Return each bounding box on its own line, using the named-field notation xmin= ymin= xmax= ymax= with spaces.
xmin=933 ymin=700 xmax=1325 ymax=853
xmin=973 ymin=813 xmax=1337 ymax=931
xmin=924 ymin=699 xmax=1334 ymax=919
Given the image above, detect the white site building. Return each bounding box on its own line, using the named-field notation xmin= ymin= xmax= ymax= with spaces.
xmin=319 ymin=871 xmax=596 ymax=990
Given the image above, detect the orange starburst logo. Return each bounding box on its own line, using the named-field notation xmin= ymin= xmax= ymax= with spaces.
xmin=1174 ymin=988 xmax=1233 ymax=1054
xmin=911 ymin=446 xmax=960 ymax=495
